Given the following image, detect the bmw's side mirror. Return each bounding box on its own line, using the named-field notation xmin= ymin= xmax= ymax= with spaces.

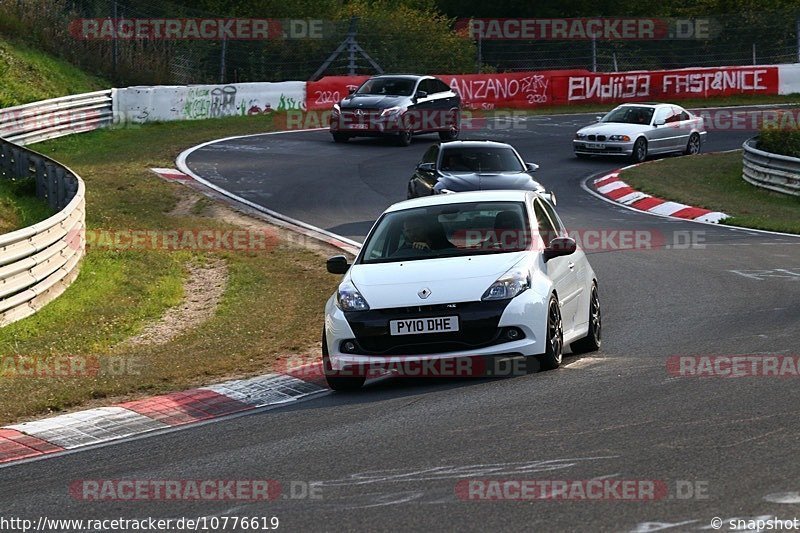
xmin=595 ymin=116 xmax=602 ymax=122
xmin=417 ymin=162 xmax=435 ymax=173
xmin=526 ymin=162 xmax=539 ymax=172
xmin=654 ymin=118 xmax=665 ymax=126
xmin=543 ymin=237 xmax=577 ymax=261
xmin=326 ymin=255 xmax=350 ymax=274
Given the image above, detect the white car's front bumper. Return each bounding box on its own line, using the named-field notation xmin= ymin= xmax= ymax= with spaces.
xmin=323 ymin=289 xmax=548 ymax=371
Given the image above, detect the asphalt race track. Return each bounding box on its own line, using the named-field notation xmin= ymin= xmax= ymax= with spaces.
xmin=3 ymin=108 xmax=800 ymax=532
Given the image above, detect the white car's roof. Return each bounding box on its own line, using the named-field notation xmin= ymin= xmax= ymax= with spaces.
xmin=385 ymin=190 xmax=534 ymax=213
xmin=617 ymin=102 xmax=680 ymax=109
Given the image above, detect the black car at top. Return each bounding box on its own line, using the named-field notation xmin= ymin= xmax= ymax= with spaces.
xmin=329 ymin=75 xmax=461 ymax=146
xmin=407 ymin=140 xmax=551 ymax=201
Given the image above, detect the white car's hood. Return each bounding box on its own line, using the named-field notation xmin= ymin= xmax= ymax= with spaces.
xmin=349 ymin=252 xmax=527 ymax=308
xmin=578 ymin=122 xmax=652 ymax=136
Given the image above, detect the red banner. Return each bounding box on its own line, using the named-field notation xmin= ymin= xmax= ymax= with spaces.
xmin=306 ymin=65 xmax=779 ymax=112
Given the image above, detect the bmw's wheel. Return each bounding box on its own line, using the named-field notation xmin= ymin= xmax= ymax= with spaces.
xmin=631 ymin=137 xmax=647 ymax=163
xmin=684 ymin=133 xmax=701 ymax=155
xmin=438 ymin=109 xmax=460 ymax=141
xmin=332 ymin=133 xmax=350 ymax=143
xmin=570 ymin=282 xmax=602 ymax=354
xmin=322 ymin=331 xmax=365 ymax=391
xmin=537 ymin=296 xmax=563 ymax=370
xmin=397 ymin=129 xmax=413 ymax=146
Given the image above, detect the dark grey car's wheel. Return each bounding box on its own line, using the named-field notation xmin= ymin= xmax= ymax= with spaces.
xmin=332 ymin=133 xmax=350 ymax=143
xmin=537 ymin=296 xmax=563 ymax=370
xmin=322 ymin=331 xmax=365 ymax=391
xmin=631 ymin=137 xmax=647 ymax=163
xmin=570 ymin=283 xmax=601 ymax=354
xmin=396 ymin=129 xmax=413 ymax=146
xmin=684 ymin=133 xmax=701 ymax=155
xmin=438 ymin=109 xmax=460 ymax=141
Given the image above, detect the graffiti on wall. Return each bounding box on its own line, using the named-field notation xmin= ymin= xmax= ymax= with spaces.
xmin=180 ymin=85 xmax=305 ymax=119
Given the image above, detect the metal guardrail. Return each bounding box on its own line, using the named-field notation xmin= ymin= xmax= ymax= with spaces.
xmin=0 ymin=129 xmax=87 ymax=327
xmin=742 ymin=137 xmax=800 ymax=197
xmin=0 ymin=90 xmax=113 ymax=146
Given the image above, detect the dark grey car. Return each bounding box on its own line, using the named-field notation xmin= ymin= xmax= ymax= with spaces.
xmin=407 ymin=140 xmax=550 ymax=201
xmin=330 ymin=75 xmax=461 ymax=146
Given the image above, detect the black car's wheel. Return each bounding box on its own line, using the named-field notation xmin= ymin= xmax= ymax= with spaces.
xmin=396 ymin=129 xmax=413 ymax=147
xmin=570 ymin=282 xmax=602 ymax=354
xmin=537 ymin=296 xmax=563 ymax=371
xmin=683 ymin=133 xmax=701 ymax=155
xmin=438 ymin=109 xmax=460 ymax=141
xmin=631 ymin=137 xmax=647 ymax=163
xmin=332 ymin=133 xmax=350 ymax=143
xmin=322 ymin=331 xmax=365 ymax=391
xmin=407 ymin=182 xmax=416 ymax=199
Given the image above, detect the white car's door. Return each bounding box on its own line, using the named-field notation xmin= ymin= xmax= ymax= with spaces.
xmin=533 ymin=198 xmax=582 ymax=334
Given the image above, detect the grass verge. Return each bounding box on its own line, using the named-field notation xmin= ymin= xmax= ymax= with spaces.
xmin=0 ymin=114 xmax=340 ymax=424
xmin=0 ymin=177 xmax=55 ymax=233
xmin=620 ymin=151 xmax=800 ymax=234
xmin=0 ymin=37 xmax=107 ymax=107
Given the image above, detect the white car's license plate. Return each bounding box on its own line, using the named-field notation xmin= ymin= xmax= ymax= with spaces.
xmin=389 ymin=316 xmax=459 ymax=336
xmin=586 ymin=143 xmax=605 ymax=149
xmin=347 ymin=123 xmax=369 ymax=129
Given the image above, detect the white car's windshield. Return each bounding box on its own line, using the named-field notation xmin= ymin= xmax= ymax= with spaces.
xmin=601 ymin=106 xmax=654 ymax=125
xmin=439 ymin=147 xmax=525 ymax=172
xmin=359 ymin=201 xmax=531 ymax=264
xmin=356 ymin=78 xmax=416 ymax=96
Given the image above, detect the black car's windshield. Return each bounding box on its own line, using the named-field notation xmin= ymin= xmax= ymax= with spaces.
xmin=359 ymin=201 xmax=532 ymax=264
xmin=439 ymin=147 xmax=525 ymax=172
xmin=600 ymin=106 xmax=654 ymax=125
xmin=356 ymin=78 xmax=416 ymax=97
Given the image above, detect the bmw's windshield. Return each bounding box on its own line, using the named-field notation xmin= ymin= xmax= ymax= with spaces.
xmin=439 ymin=147 xmax=525 ymax=172
xmin=356 ymin=78 xmax=416 ymax=97
xmin=359 ymin=201 xmax=532 ymax=264
xmin=600 ymin=106 xmax=654 ymax=125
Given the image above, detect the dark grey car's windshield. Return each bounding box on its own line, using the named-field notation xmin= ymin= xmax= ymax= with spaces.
xmin=359 ymin=201 xmax=531 ymax=264
xmin=439 ymin=147 xmax=525 ymax=172
xmin=600 ymin=106 xmax=655 ymax=125
xmin=356 ymin=78 xmax=415 ymax=97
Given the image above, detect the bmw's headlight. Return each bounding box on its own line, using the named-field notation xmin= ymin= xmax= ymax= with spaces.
xmin=336 ymin=280 xmax=370 ymax=311
xmin=574 ymin=132 xmax=587 ymax=139
xmin=380 ymin=106 xmax=405 ymax=117
xmin=481 ymin=269 xmax=531 ymax=301
xmin=608 ymin=134 xmax=631 ymax=141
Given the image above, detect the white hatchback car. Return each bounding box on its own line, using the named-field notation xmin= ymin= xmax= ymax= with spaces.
xmin=322 ymin=190 xmax=601 ymax=390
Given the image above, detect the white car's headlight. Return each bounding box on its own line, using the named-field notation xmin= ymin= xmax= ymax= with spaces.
xmin=608 ymin=134 xmax=631 ymax=141
xmin=482 ymin=269 xmax=531 ymax=301
xmin=336 ymin=280 xmax=370 ymax=311
xmin=574 ymin=132 xmax=587 ymax=139
xmin=380 ymin=106 xmax=405 ymax=117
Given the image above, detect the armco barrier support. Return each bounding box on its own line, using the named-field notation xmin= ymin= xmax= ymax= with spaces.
xmin=742 ymin=137 xmax=800 ymax=196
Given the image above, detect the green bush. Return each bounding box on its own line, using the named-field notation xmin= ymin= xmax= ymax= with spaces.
xmin=758 ymin=128 xmax=800 ymax=158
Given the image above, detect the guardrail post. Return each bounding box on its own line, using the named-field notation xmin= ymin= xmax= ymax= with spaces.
xmin=55 ymin=167 xmax=67 ymax=210
xmin=34 ymin=157 xmax=46 ymax=197
xmin=45 ymin=162 xmax=58 ymax=210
